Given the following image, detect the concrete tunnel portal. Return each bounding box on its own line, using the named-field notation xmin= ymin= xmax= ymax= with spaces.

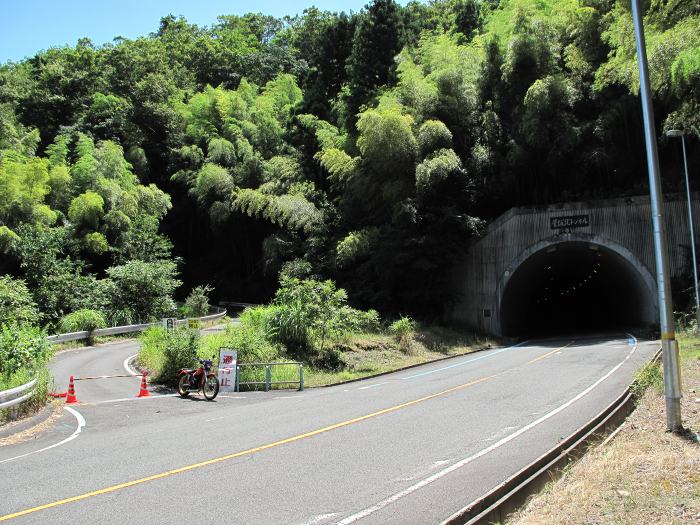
xmin=499 ymin=241 xmax=657 ymax=337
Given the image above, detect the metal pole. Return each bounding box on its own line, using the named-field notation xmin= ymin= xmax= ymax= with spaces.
xmin=680 ymin=135 xmax=700 ymax=329
xmin=631 ymin=0 xmax=682 ymax=431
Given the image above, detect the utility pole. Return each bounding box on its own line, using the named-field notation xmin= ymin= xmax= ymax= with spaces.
xmin=631 ymin=0 xmax=683 ymax=431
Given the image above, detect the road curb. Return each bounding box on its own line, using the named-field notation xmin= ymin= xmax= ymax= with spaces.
xmin=442 ymin=346 xmax=662 ymax=525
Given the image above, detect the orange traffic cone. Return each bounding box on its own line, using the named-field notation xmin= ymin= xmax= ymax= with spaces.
xmin=137 ymin=371 xmax=150 ymax=397
xmin=66 ymin=376 xmax=78 ymax=404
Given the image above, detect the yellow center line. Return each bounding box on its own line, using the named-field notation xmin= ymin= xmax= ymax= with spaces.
xmin=527 ymin=341 xmax=574 ymax=365
xmin=0 ymin=375 xmax=495 ymax=522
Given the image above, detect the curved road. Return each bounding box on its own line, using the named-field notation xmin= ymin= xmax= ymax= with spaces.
xmin=0 ymin=333 xmax=658 ymax=524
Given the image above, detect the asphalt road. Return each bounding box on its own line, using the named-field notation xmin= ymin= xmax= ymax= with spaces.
xmin=0 ymin=333 xmax=658 ymax=524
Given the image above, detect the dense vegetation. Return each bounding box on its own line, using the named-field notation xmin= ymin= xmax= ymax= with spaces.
xmin=0 ymin=276 xmax=52 ymax=420
xmin=137 ymin=277 xmax=481 ymax=388
xmin=139 ymin=277 xmax=380 ymax=384
xmin=1 ymin=0 xmax=699 ymax=337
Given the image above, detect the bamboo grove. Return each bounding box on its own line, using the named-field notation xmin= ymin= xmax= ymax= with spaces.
xmin=1 ymin=0 xmax=698 ymax=324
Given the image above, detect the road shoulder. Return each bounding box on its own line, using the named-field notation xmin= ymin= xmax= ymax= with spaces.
xmin=0 ymin=402 xmax=64 ymax=447
xmin=509 ymin=336 xmax=700 ymax=525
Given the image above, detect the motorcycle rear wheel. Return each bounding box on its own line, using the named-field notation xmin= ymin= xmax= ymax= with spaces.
xmin=178 ymin=375 xmax=191 ymax=398
xmin=203 ymin=375 xmax=219 ymax=400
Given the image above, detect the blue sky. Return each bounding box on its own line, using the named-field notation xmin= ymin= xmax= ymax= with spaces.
xmin=1 ymin=0 xmax=398 ymax=64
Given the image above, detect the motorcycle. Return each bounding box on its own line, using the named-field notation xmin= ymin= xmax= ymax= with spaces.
xmin=177 ymin=358 xmax=220 ymax=400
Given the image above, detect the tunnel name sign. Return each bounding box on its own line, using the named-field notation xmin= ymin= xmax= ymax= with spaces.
xmin=550 ymin=215 xmax=590 ymax=230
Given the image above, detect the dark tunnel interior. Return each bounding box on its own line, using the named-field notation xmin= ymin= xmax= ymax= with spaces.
xmin=500 ymin=242 xmax=655 ymax=337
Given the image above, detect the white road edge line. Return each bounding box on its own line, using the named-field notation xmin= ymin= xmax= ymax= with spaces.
xmin=299 ymin=513 xmax=341 ymax=525
xmin=334 ymin=335 xmax=640 ymax=525
xmin=0 ymin=406 xmax=86 ymax=464
xmin=123 ymin=354 xmax=139 ymax=376
xmin=358 ymin=382 xmax=388 ymax=390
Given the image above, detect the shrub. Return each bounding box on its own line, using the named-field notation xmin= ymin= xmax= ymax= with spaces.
xmin=183 ymin=285 xmax=213 ymax=318
xmin=314 ymin=346 xmax=347 ymax=371
xmin=199 ymin=323 xmax=283 ymax=391
xmin=59 ymin=309 xmax=107 ymax=333
xmin=239 ymin=305 xmax=279 ymax=338
xmin=0 ymin=324 xmax=51 ymax=378
xmin=200 ymin=323 xmax=280 ymax=365
xmin=0 ymin=275 xmax=41 ymax=326
xmin=389 ymin=316 xmax=416 ymax=352
xmin=138 ymin=326 xmax=200 ymax=384
xmin=675 ymin=310 xmax=698 ymax=334
xmin=268 ymin=278 xmax=321 ymax=353
xmin=268 ymin=278 xmax=382 ymax=357
xmin=138 ymin=327 xmax=169 ymax=376
xmin=12 ymin=225 xmax=108 ymax=328
xmin=278 ymin=259 xmax=312 ymax=281
xmin=161 ymin=329 xmax=200 ymax=384
xmin=104 ymin=260 xmax=181 ymax=324
xmin=336 ymin=307 xmax=381 ymax=335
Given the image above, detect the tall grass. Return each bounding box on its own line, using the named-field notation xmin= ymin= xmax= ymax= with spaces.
xmin=389 ymin=316 xmax=416 ymax=352
xmin=138 ymin=326 xmax=199 ymax=384
xmin=199 ymin=322 xmax=280 ymax=364
xmin=236 ymin=363 xmax=302 ymax=391
xmin=631 ymin=361 xmax=664 ymax=399
xmin=139 ymin=321 xmax=284 ymax=388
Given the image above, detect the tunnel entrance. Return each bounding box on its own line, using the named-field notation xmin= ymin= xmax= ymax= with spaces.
xmin=499 ymin=241 xmax=655 ymax=337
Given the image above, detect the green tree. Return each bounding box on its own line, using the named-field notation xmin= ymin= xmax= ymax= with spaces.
xmin=183 ymin=284 xmax=213 ymax=317
xmin=344 ymin=0 xmax=403 ymax=128
xmin=68 ymin=191 xmax=104 ymax=230
xmin=0 ymin=276 xmax=41 ymax=326
xmin=104 ymin=260 xmax=181 ymax=325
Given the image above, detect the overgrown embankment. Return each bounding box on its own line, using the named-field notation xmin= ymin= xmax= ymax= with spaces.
xmin=0 ymin=278 xmax=53 ymax=424
xmin=510 ymin=334 xmax=700 ymax=525
xmin=138 ymin=278 xmax=492 ymax=388
xmin=0 ymin=325 xmax=52 ymax=424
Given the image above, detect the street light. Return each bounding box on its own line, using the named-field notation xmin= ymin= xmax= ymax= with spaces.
xmin=667 ymin=129 xmax=699 ymax=331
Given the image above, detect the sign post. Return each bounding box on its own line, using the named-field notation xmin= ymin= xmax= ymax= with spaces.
xmin=162 ymin=318 xmax=176 ymax=331
xmin=218 ymin=349 xmax=238 ymax=393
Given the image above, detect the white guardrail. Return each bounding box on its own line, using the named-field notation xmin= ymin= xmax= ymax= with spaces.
xmin=45 ymin=306 xmax=228 ymax=344
xmin=0 ymin=378 xmax=38 ymax=410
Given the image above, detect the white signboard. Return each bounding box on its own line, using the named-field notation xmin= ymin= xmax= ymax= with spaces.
xmin=218 ymin=349 xmax=238 ymax=392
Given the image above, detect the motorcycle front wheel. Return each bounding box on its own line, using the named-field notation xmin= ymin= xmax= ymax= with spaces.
xmin=203 ymin=375 xmax=219 ymax=400
xmin=178 ymin=375 xmax=191 ymax=398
